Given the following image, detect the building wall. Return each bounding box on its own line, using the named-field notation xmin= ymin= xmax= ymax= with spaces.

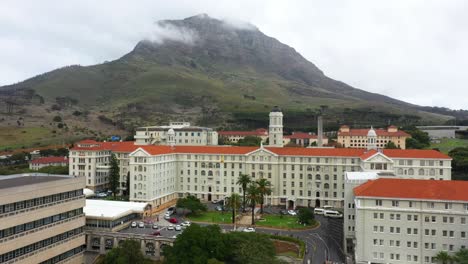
xmin=0 ymin=175 xmax=86 ymax=264
xmin=135 ymin=128 xmax=218 ymax=146
xmin=338 ymin=135 xmax=408 ymax=149
xmin=355 ymin=197 xmax=468 ymax=263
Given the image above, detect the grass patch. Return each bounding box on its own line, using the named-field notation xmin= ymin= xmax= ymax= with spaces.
xmin=186 ymin=211 xmax=233 ymax=224
xmin=0 ymin=127 xmax=52 ymax=150
xmin=269 ymin=234 xmax=306 ymax=259
xmin=256 ymin=214 xmax=317 ymax=229
xmin=430 ymin=138 xmax=468 ymax=153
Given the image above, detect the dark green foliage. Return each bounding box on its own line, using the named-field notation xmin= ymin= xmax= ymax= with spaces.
xmin=236 ymin=174 xmax=251 ymax=213
xmin=404 ymin=127 xmax=430 ymax=149
xmin=297 ymin=208 xmax=314 ymax=225
xmin=53 ymin=116 xmax=62 ymax=122
xmin=163 ymin=224 xmax=278 ymax=264
xmin=268 ymin=234 xmax=306 ymax=258
xmin=256 ymin=178 xmax=272 ymax=214
xmin=449 ymin=147 xmax=468 ymax=180
xmin=246 ymin=183 xmax=261 ymax=225
xmin=72 ymin=111 xmax=82 ymax=116
xmin=38 ymin=165 xmax=69 ymax=174
xmin=176 ymin=195 xmax=207 ymax=216
xmin=454 ymin=248 xmax=468 ymax=264
xmin=236 ymin=136 xmax=262 ymax=146
xmin=57 ymin=123 xmax=64 ymax=129
xmin=98 ymin=240 xmax=152 ymax=264
xmin=109 ymin=154 xmax=120 ymax=197
xmin=39 ymin=148 xmax=68 ymax=157
xmin=384 ymin=141 xmax=399 ymax=149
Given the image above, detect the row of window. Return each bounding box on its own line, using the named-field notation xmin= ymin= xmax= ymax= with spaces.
xmin=0 ymin=208 xmax=83 ymax=240
xmin=0 ymin=189 xmax=83 ymax=215
xmin=0 ymin=227 xmax=83 ymax=262
xmin=39 ymin=245 xmax=85 ymax=264
xmin=375 ymin=200 xmax=468 ymax=210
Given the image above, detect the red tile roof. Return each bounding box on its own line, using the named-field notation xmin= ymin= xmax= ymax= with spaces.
xmin=31 ymin=156 xmax=68 ymax=165
xmin=284 ymin=132 xmax=327 ymax=139
xmin=338 ymin=128 xmax=410 ymax=137
xmin=382 ymin=149 xmax=450 ymax=159
xmin=359 ymin=149 xmax=378 ymax=160
xmin=354 ymin=178 xmax=468 ymax=202
xmin=71 ymin=140 xmax=450 ymax=159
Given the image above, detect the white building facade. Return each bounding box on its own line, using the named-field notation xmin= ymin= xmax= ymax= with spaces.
xmin=352 ymin=178 xmax=468 ymax=264
xmin=134 ymin=122 xmax=218 ymax=146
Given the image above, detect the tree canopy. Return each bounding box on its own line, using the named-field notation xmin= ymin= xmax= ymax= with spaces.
xmin=98 ymin=240 xmax=152 ymax=264
xmin=176 ymin=195 xmax=207 ymax=215
xmin=297 ymin=207 xmax=315 ymax=225
xmin=236 ymin=136 xmax=262 ymax=146
xmin=449 ymin=147 xmax=468 ymax=180
xmin=109 ymin=154 xmax=120 ymax=197
xmin=163 ymin=224 xmax=278 ymax=264
xmin=384 ymin=141 xmax=399 ymax=149
xmin=404 ymin=127 xmax=430 ymax=149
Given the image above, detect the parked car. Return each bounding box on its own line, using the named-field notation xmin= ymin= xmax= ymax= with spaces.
xmin=175 ymin=225 xmax=182 ymax=231
xmin=131 ymin=222 xmax=137 ymax=228
xmin=288 ymin=210 xmax=297 ymax=216
xmin=169 ymin=218 xmax=178 ymax=224
xmin=181 ymin=221 xmax=191 ymax=227
xmin=168 ymin=225 xmax=174 ymax=230
xmin=314 ymin=208 xmax=325 ymax=215
xmin=164 ymin=214 xmax=171 ymax=220
xmin=323 ymin=205 xmax=333 ymax=210
xmin=171 ymin=234 xmax=180 ymax=239
xmin=167 ymin=207 xmax=176 ymax=214
xmin=215 ymin=205 xmax=223 ymax=211
xmin=152 ymin=224 xmax=159 ymax=229
xmin=96 ymin=192 xmax=107 ymax=198
xmin=324 ymin=210 xmax=343 ymax=218
xmin=138 ymin=222 xmax=145 ymax=228
xmin=243 ymin=227 xmax=255 ymax=233
xmin=151 ymin=231 xmax=161 ymax=236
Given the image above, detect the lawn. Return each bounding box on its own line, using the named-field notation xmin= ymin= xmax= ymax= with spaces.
xmin=0 ymin=126 xmax=52 ymax=150
xmin=430 ymin=138 xmax=468 ymax=153
xmin=186 ymin=211 xmax=233 ymax=224
xmin=256 ymin=214 xmax=317 ymax=229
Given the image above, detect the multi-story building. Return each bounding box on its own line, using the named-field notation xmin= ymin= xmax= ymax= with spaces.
xmin=269 ymin=106 xmax=284 ymax=147
xmin=283 ymin=132 xmax=329 ymax=147
xmin=0 ymin=173 xmax=86 ymax=264
xmin=134 ymin=122 xmax=218 ymax=146
xmin=218 ymin=128 xmax=268 ymax=144
xmin=351 ymin=178 xmax=468 ymax=264
xmin=29 ymin=156 xmax=68 ymax=171
xmin=338 ymin=125 xmax=410 ymax=149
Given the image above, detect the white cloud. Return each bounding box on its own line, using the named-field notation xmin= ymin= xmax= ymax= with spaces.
xmin=144 ymin=21 xmax=198 ymax=45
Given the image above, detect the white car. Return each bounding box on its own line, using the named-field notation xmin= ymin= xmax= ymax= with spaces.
xmin=243 ymin=227 xmax=255 ymax=233
xmin=152 ymin=224 xmax=159 ymax=229
xmin=181 ymin=221 xmax=191 ymax=227
xmin=138 ymin=222 xmax=145 ymax=228
xmin=288 ymin=210 xmax=297 ymax=216
xmin=314 ymin=208 xmax=325 ymax=215
xmin=96 ymin=192 xmax=107 ymax=198
xmin=164 ymin=214 xmax=171 ymax=220
xmin=168 ymin=224 xmax=174 ymax=230
xmin=171 ymin=234 xmax=180 ymax=239
xmin=175 ymin=225 xmax=182 ymax=231
xmin=324 ymin=210 xmax=343 ymax=219
xmin=131 ymin=222 xmax=137 ymax=228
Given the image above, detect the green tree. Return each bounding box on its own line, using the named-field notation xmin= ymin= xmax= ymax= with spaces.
xmin=176 ymin=195 xmax=207 ymax=216
xmin=454 ymin=248 xmax=468 ymax=264
xmin=404 ymin=127 xmax=430 ymax=149
xmin=246 ymin=183 xmax=261 ymax=225
xmin=236 ymin=136 xmax=262 ymax=146
xmin=227 ymin=232 xmax=277 ymax=264
xmin=297 ymin=207 xmax=314 ymax=225
xmin=434 ymin=251 xmax=453 ymax=264
xmin=226 ymin=193 xmax=242 ymax=224
xmin=384 ymin=141 xmax=399 ymax=149
xmin=163 ymin=224 xmax=228 ymax=264
xmin=109 ymin=154 xmax=120 ymax=198
xmin=449 ymin=147 xmax=468 ymax=180
xmin=256 ymin=178 xmax=272 ymax=214
xmin=237 ymin=174 xmax=251 ymax=213
xmin=38 ymin=165 xmax=69 ymax=174
xmin=98 ymin=240 xmax=152 ymax=264
xmin=53 ymin=115 xmax=62 ymax=122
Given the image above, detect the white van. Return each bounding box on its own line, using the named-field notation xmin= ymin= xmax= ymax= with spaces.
xmin=324 ymin=210 xmax=343 ymax=218
xmin=314 ymin=208 xmax=325 ymax=215
xmin=323 ymin=205 xmax=333 ymax=210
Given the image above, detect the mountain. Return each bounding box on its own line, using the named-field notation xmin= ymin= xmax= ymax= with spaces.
xmin=0 ymin=14 xmax=456 ymax=149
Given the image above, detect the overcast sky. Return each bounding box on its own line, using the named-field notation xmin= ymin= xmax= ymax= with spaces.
xmin=1 ymin=0 xmax=467 ymax=109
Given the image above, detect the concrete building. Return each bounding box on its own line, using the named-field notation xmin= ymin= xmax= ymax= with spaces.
xmin=70 ymin=138 xmax=451 ymax=212
xmin=338 ymin=125 xmax=410 ymax=149
xmin=218 ymin=128 xmax=268 ymax=144
xmin=0 ymin=173 xmax=86 ymax=264
xmin=29 ymin=156 xmax=68 ymax=171
xmin=134 ymin=122 xmax=218 ymax=146
xmin=84 ymin=200 xmax=150 ymax=232
xmin=283 ymin=132 xmax=329 ymax=147
xmin=352 ymin=178 xmax=468 ymax=264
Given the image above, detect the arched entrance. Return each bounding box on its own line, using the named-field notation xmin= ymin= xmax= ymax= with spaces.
xmin=288 ymin=200 xmax=294 ymax=209
xmin=315 ymin=198 xmax=321 ymax=208
xmin=207 ymin=193 xmax=212 ymax=202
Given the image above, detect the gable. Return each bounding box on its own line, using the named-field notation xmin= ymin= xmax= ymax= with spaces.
xmin=129 ymin=148 xmax=150 ymax=157
xmin=364 ymin=152 xmax=393 ymax=163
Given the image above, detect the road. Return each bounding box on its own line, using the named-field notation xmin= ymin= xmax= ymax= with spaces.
xmin=119 ymin=207 xmax=345 ymax=264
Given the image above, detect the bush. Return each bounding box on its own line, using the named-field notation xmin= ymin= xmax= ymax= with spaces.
xmin=268 ymin=234 xmax=306 ymax=258
xmin=53 ymin=116 xmax=62 ymax=122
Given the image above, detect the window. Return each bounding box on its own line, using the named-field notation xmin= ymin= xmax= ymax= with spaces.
xmin=375 ymin=200 xmax=382 ymax=206
xmin=392 ymin=200 xmax=399 ymax=207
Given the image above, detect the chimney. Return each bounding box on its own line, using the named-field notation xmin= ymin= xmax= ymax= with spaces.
xmin=317 ymin=115 xmax=323 ymax=147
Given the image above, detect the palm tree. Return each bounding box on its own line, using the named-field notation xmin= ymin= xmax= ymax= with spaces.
xmin=454 ymin=248 xmax=468 ymax=264
xmin=246 ymin=183 xmax=261 ymax=225
xmin=434 ymin=251 xmax=453 ymax=264
xmin=256 ymin=178 xmax=272 ymax=214
xmin=236 ymin=174 xmax=251 ymax=212
xmin=226 ymin=193 xmax=241 ymax=225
